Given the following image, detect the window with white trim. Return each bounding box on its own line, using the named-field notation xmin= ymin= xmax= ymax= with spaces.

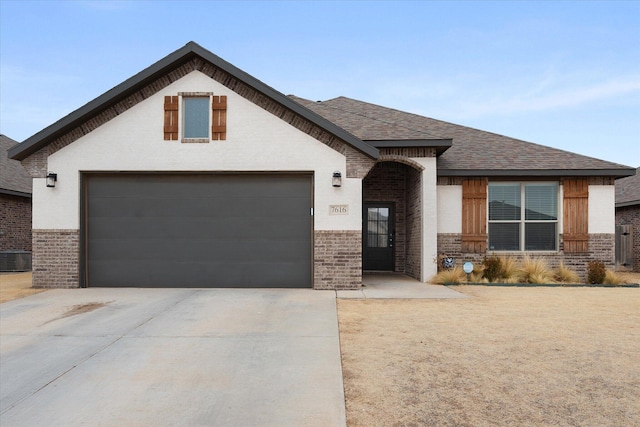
xmin=183 ymin=97 xmax=210 ymax=139
xmin=488 ymin=182 xmax=558 ymax=251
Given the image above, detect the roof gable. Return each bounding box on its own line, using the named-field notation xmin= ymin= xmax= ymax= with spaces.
xmin=0 ymin=135 xmax=32 ymax=196
xmin=9 ymin=42 xmax=378 ymax=162
xmin=616 ymin=167 xmax=640 ymax=207
xmin=294 ymin=96 xmax=634 ymax=177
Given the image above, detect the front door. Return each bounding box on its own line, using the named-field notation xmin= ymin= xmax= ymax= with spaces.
xmin=363 ymin=203 xmax=395 ymax=271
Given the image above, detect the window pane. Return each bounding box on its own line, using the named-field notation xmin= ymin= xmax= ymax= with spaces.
xmin=368 ymin=233 xmax=378 ymax=248
xmin=378 ymin=234 xmax=388 ymax=247
xmin=184 ymin=98 xmax=209 ymax=138
xmin=368 ymin=208 xmax=379 ymax=221
xmin=489 ymin=184 xmax=521 ymax=220
xmin=525 ymin=184 xmax=557 ymax=220
xmin=525 ymin=223 xmax=557 ymax=250
xmin=489 ymin=223 xmax=520 ymax=250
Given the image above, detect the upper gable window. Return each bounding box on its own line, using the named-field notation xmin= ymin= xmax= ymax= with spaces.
xmin=183 ymin=97 xmax=209 ymax=139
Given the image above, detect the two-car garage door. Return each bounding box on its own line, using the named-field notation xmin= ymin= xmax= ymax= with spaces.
xmin=84 ymin=174 xmax=312 ymax=288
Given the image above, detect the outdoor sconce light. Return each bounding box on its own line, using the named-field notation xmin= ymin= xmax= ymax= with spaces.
xmin=46 ymin=172 xmax=57 ymax=188
xmin=332 ymin=171 xmax=342 ymax=187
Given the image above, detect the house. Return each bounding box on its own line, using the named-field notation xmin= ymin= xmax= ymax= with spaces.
xmin=8 ymin=42 xmax=635 ymax=289
xmin=615 ymin=167 xmax=640 ymax=271
xmin=1 ymin=134 xmax=33 ymax=271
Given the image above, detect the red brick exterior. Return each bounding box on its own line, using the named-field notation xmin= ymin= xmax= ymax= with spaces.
xmin=616 ymin=205 xmax=640 ymax=272
xmin=314 ymin=230 xmax=361 ymax=289
xmin=405 ymin=166 xmax=422 ymax=280
xmin=0 ymin=194 xmax=32 ymax=251
xmin=363 ymin=162 xmax=423 ymax=279
xmin=32 ymin=230 xmax=79 ymax=288
xmin=436 ymin=233 xmax=615 ymax=281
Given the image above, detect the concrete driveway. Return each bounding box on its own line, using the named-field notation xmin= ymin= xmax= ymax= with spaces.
xmin=0 ymin=288 xmax=345 ymax=426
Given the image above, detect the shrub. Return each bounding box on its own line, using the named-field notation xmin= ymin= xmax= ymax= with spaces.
xmin=603 ymin=269 xmax=622 ymax=286
xmin=587 ymin=260 xmax=606 ymax=284
xmin=554 ymin=262 xmax=580 ymax=284
xmin=500 ymin=256 xmax=522 ymax=283
xmin=482 ymin=256 xmax=503 ymax=282
xmin=431 ymin=267 xmax=466 ymax=285
xmin=520 ymin=256 xmax=555 ymax=284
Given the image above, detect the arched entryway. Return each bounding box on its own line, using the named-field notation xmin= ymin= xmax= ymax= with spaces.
xmin=362 ymin=159 xmax=423 ymax=280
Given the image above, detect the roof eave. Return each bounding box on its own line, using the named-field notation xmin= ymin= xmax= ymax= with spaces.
xmin=0 ymin=188 xmax=32 ymax=198
xmin=437 ymin=168 xmax=637 ymax=178
xmin=9 ymin=41 xmax=378 ymax=161
xmin=616 ymin=200 xmax=640 ymax=208
xmin=366 ymin=139 xmax=452 ymax=156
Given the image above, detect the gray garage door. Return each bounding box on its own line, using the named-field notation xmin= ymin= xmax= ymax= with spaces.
xmin=84 ymin=174 xmax=312 ymax=288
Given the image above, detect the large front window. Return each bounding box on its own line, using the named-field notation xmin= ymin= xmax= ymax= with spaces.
xmin=488 ymin=182 xmax=558 ymax=251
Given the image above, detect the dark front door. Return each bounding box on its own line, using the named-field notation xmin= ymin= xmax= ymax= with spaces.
xmin=363 ymin=203 xmax=395 ymax=271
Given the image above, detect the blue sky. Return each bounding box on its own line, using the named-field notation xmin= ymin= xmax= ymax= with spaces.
xmin=1 ymin=0 xmax=639 ymax=166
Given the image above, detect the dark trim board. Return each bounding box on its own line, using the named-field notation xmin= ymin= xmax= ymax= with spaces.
xmin=81 ymin=172 xmax=313 ymax=288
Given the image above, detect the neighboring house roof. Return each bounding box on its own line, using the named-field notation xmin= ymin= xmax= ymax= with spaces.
xmin=8 ymin=41 xmax=378 ymax=161
xmin=292 ymin=96 xmax=634 ymax=177
xmin=0 ymin=135 xmax=32 ymax=197
xmin=615 ymin=167 xmax=640 ymax=208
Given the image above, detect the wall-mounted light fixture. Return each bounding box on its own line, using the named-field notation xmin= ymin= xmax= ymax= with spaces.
xmin=46 ymin=172 xmax=57 ymax=188
xmin=332 ymin=171 xmax=342 ymax=187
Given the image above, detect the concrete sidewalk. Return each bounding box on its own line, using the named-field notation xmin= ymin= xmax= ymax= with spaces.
xmin=337 ymin=273 xmax=468 ymax=299
xmin=0 ymin=288 xmax=345 ymax=427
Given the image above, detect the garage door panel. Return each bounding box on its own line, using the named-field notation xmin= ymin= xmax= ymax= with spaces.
xmin=89 ymin=260 xmax=308 ymax=288
xmin=89 ymin=216 xmax=310 ymax=241
xmin=85 ymin=174 xmax=312 ymax=288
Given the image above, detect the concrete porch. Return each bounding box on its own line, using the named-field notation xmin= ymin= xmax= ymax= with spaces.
xmin=337 ymin=273 xmax=468 ymax=299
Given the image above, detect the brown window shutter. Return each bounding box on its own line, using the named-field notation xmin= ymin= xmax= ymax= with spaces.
xmin=212 ymin=95 xmax=227 ymax=140
xmin=461 ymin=178 xmax=487 ymax=253
xmin=163 ymin=96 xmax=179 ymax=140
xmin=563 ymin=178 xmax=589 ymax=253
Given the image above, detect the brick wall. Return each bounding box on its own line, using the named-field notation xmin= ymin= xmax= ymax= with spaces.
xmin=314 ymin=230 xmax=361 ymax=289
xmin=436 ymin=232 xmax=615 ymax=281
xmin=32 ymin=230 xmax=79 ymax=288
xmin=616 ymin=205 xmax=640 ymax=272
xmin=405 ymin=167 xmax=422 ymax=279
xmin=0 ymin=194 xmax=32 ymax=251
xmin=363 ymin=162 xmax=407 ymax=273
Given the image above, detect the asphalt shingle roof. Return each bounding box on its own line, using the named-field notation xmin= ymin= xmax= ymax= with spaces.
xmin=290 ymin=96 xmax=634 ymax=176
xmin=0 ymin=135 xmax=32 ymax=195
xmin=615 ymin=167 xmax=640 ymax=207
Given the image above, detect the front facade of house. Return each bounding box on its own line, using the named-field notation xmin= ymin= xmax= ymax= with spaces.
xmin=9 ymin=42 xmax=635 ymax=289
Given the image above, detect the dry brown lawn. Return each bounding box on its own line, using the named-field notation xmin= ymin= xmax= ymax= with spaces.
xmin=0 ymin=272 xmax=45 ymax=303
xmin=338 ymin=284 xmax=640 ymax=427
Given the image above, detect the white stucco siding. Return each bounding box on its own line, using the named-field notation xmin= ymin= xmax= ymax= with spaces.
xmin=436 ymin=185 xmax=463 ymax=233
xmin=411 ymin=157 xmax=438 ymax=281
xmin=37 ymin=70 xmax=362 ymax=230
xmin=588 ymin=185 xmax=615 ymax=234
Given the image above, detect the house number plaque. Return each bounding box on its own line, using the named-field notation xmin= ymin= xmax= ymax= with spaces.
xmin=329 ymin=205 xmax=349 ymax=215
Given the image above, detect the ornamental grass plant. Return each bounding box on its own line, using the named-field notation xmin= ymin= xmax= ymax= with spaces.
xmin=554 ymin=262 xmax=580 ymax=284
xmin=431 ymin=267 xmax=466 ymax=285
xmin=520 ymin=256 xmax=555 ymax=284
